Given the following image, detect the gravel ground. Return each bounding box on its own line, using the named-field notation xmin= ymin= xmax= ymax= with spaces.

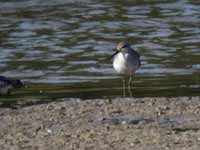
xmin=0 ymin=96 xmax=200 ymax=150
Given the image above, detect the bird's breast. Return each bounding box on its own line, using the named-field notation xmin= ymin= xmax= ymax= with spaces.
xmin=113 ymin=52 xmax=127 ymax=74
xmin=113 ymin=51 xmax=140 ymax=75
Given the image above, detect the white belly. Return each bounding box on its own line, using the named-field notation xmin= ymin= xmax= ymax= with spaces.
xmin=113 ymin=52 xmax=127 ymax=74
xmin=113 ymin=52 xmax=139 ymax=75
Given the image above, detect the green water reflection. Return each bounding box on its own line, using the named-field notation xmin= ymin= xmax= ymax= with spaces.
xmin=0 ymin=0 xmax=199 ymax=102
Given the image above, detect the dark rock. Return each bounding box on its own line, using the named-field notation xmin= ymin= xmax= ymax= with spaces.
xmin=0 ymin=76 xmax=24 ymax=95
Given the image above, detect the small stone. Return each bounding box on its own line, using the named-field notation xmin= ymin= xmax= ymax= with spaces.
xmin=47 ymin=129 xmax=52 ymax=134
xmin=130 ymin=143 xmax=134 ymax=146
xmin=122 ymin=120 xmax=127 ymax=125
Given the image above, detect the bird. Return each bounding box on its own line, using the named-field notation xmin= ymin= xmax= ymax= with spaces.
xmin=0 ymin=76 xmax=24 ymax=95
xmin=111 ymin=41 xmax=141 ymax=97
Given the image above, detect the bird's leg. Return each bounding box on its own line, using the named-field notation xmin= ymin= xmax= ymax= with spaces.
xmin=131 ymin=76 xmax=134 ymax=87
xmin=128 ymin=76 xmax=133 ymax=97
xmin=122 ymin=77 xmax=126 ymax=97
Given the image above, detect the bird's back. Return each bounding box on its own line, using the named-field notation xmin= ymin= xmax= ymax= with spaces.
xmin=126 ymin=48 xmax=141 ymax=70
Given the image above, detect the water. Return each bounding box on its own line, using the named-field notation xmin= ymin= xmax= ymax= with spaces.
xmin=0 ymin=0 xmax=199 ymax=101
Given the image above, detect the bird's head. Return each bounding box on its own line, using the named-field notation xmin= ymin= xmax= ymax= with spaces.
xmin=111 ymin=41 xmax=130 ymax=58
xmin=116 ymin=41 xmax=130 ymax=51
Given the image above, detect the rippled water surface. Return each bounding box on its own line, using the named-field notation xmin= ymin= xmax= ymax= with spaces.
xmin=0 ymin=0 xmax=199 ymax=100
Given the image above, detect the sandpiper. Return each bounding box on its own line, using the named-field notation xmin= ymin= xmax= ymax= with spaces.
xmin=0 ymin=76 xmax=24 ymax=95
xmin=111 ymin=41 xmax=141 ymax=96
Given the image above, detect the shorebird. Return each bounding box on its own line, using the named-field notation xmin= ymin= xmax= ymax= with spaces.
xmin=111 ymin=42 xmax=141 ymax=97
xmin=0 ymin=76 xmax=24 ymax=95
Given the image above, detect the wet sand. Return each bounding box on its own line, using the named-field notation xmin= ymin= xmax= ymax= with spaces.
xmin=0 ymin=96 xmax=200 ymax=150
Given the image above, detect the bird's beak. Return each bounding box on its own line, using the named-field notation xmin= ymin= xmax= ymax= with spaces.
xmin=110 ymin=50 xmax=119 ymax=59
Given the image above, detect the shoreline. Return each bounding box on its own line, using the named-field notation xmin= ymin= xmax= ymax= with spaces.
xmin=1 ymin=96 xmax=200 ymax=150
